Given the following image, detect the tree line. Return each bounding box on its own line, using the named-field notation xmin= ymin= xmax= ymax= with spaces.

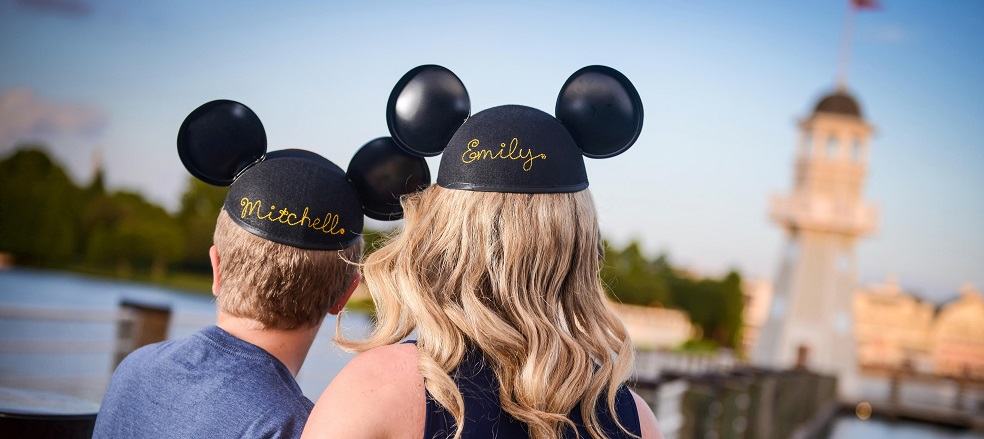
xmin=0 ymin=147 xmax=225 ymax=278
xmin=0 ymin=146 xmax=744 ymax=350
xmin=600 ymin=242 xmax=745 ymax=350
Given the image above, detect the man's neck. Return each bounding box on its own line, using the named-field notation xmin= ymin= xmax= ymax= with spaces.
xmin=215 ymin=313 xmax=323 ymax=377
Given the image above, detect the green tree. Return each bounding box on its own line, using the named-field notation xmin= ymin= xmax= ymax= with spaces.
xmin=0 ymin=147 xmax=82 ymax=266
xmin=718 ymin=270 xmax=745 ymax=349
xmin=666 ymin=270 xmax=745 ymax=350
xmin=600 ymin=240 xmax=746 ymax=351
xmin=175 ymin=177 xmax=228 ymax=272
xmin=84 ymin=191 xmax=184 ymax=278
xmin=76 ymin=162 xmax=108 ymax=256
xmin=601 ymin=241 xmax=671 ymax=306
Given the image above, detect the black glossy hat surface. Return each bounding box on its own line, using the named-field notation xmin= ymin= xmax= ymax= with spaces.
xmin=384 ymin=65 xmax=643 ymax=194
xmin=177 ymin=100 xmax=266 ymax=186
xmin=224 ymin=150 xmax=363 ymax=250
xmin=178 ymin=99 xmax=430 ymax=250
xmin=438 ymin=105 xmax=587 ymax=193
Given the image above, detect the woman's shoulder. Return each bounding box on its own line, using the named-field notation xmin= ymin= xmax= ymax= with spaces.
xmin=301 ymin=343 xmax=424 ymax=439
xmin=629 ymin=390 xmax=665 ymax=439
xmin=347 ymin=341 xmax=420 ymax=374
xmin=317 ymin=342 xmax=421 ymax=398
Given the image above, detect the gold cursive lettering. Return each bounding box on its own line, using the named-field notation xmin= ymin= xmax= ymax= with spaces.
xmin=461 ymin=138 xmax=546 ymax=171
xmin=258 ymin=205 xmax=276 ymax=221
xmin=239 ymin=198 xmax=344 ymax=235
xmin=241 ymin=198 xmax=262 ymax=217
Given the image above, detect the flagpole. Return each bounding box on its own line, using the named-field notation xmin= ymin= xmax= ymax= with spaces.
xmin=836 ymin=0 xmax=855 ymax=90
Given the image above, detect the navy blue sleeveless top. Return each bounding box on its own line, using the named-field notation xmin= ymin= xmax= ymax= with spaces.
xmin=420 ymin=346 xmax=641 ymax=439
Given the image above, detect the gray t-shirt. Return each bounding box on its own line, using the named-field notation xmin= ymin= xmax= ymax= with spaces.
xmin=93 ymin=325 xmax=313 ymax=438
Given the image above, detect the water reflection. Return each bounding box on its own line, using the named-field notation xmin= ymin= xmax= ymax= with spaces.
xmin=827 ymin=415 xmax=984 ymax=439
xmin=0 ymin=268 xmax=370 ymax=404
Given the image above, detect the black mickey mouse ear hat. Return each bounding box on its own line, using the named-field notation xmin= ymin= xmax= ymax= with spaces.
xmin=347 ymin=137 xmax=431 ymax=220
xmin=383 ymin=65 xmax=643 ymax=193
xmin=177 ymin=100 xmax=430 ymax=250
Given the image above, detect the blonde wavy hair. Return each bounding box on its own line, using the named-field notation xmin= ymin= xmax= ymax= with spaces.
xmin=213 ymin=209 xmax=363 ymax=330
xmin=336 ymin=185 xmax=635 ymax=439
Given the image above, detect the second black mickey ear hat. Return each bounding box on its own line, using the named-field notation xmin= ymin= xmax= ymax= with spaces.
xmin=385 ymin=65 xmax=644 ymax=193
xmin=178 ymin=100 xmax=429 ymax=251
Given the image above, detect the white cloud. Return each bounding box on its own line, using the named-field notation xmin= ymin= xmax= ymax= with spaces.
xmin=0 ymin=87 xmax=108 ymax=149
xmin=15 ymin=0 xmax=92 ymax=17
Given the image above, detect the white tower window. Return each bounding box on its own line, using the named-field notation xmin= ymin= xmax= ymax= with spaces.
xmin=851 ymin=138 xmax=863 ymax=162
xmin=785 ymin=241 xmax=799 ymax=262
xmin=770 ymin=296 xmax=787 ymax=318
xmin=826 ymin=136 xmax=838 ymax=159
xmin=836 ymin=252 xmax=852 ymax=273
xmin=802 ymin=132 xmax=813 ymax=157
xmin=834 ymin=312 xmax=851 ymax=334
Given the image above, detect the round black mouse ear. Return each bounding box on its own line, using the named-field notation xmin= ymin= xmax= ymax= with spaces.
xmin=347 ymin=137 xmax=431 ymax=221
xmin=555 ymin=66 xmax=644 ymax=159
xmin=386 ymin=65 xmax=470 ymax=157
xmin=177 ymin=100 xmax=267 ymax=186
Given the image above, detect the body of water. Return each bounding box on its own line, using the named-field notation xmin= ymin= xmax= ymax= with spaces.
xmin=827 ymin=415 xmax=984 ymax=439
xmin=0 ymin=267 xmax=370 ymax=406
xmin=2 ymin=268 xmax=981 ymax=439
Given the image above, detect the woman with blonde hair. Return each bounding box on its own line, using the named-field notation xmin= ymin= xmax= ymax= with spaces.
xmin=304 ymin=65 xmax=662 ymax=439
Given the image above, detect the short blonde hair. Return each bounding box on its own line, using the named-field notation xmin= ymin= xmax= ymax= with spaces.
xmin=339 ymin=185 xmax=634 ymax=439
xmin=213 ymin=209 xmax=363 ymax=330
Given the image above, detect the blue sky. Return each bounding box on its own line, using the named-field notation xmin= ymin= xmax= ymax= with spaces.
xmin=1 ymin=0 xmax=981 ymax=303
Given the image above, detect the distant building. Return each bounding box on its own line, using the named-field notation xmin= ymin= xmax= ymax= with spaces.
xmin=741 ymin=278 xmax=773 ymax=354
xmin=609 ymin=302 xmax=696 ymax=350
xmin=932 ymin=285 xmax=984 ymax=378
xmin=853 ymin=276 xmax=935 ymax=372
xmin=853 ymin=280 xmax=984 ymax=379
xmin=753 ymin=88 xmax=878 ymax=400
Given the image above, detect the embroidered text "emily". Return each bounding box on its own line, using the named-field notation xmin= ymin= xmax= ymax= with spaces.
xmin=461 ymin=138 xmax=546 ymax=172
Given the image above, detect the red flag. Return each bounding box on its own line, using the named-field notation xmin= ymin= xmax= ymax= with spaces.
xmin=852 ymin=0 xmax=880 ymax=10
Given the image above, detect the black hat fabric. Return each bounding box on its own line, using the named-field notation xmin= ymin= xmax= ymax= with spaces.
xmin=224 ymin=149 xmax=363 ymax=250
xmin=439 ymin=105 xmax=587 ymax=193
xmin=177 ymin=100 xmax=430 ymax=250
xmin=381 ymin=65 xmax=644 ymax=193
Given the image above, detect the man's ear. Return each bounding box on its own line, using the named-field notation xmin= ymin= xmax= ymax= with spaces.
xmin=328 ymin=272 xmax=361 ymax=315
xmin=209 ymin=245 xmax=221 ymax=297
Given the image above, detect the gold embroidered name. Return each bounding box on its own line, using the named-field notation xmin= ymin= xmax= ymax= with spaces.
xmin=240 ymin=198 xmax=344 ymax=235
xmin=461 ymin=138 xmax=547 ymax=172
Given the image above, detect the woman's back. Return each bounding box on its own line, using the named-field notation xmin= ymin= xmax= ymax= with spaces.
xmin=302 ymin=342 xmax=660 ymax=439
xmin=422 ymin=344 xmax=641 ymax=439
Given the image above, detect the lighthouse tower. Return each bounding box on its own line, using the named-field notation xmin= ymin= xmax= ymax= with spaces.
xmin=753 ymin=89 xmax=878 ymax=400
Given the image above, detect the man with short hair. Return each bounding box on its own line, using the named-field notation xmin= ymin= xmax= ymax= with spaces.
xmin=93 ymin=100 xmax=428 ymax=438
xmin=93 ymin=209 xmax=361 ymax=438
